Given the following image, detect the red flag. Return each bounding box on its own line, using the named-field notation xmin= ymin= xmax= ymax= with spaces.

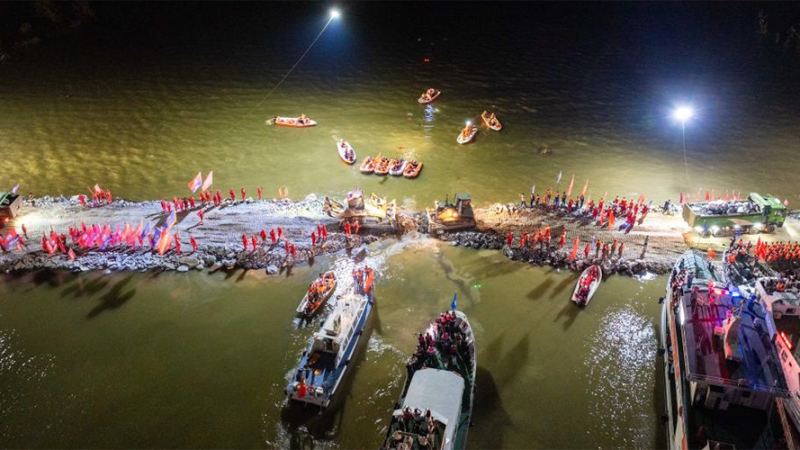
xmin=581 ymin=180 xmax=589 ymax=196
xmin=566 ymin=175 xmax=575 ymax=197
xmin=188 ymin=172 xmax=203 ymax=193
xmin=705 ymin=191 xmax=710 ymax=201
xmin=638 ymin=193 xmax=645 ymax=205
xmin=93 ymin=184 xmax=103 ymax=194
xmin=569 ymin=236 xmax=579 ymax=259
xmin=608 ymin=210 xmax=615 ymax=230
xmin=201 ymin=171 xmax=214 ymax=192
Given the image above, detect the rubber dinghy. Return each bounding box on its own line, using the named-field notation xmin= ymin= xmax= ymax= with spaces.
xmin=571 ymin=265 xmax=602 ymax=306
xmin=403 ymin=160 xmax=423 ymax=179
xmin=296 ymin=271 xmax=337 ymax=317
xmin=285 ymin=268 xmax=375 ymax=409
xmin=388 ymin=158 xmax=407 ymax=176
xmin=380 ymin=309 xmax=476 ymax=450
xmin=481 ymin=111 xmax=503 ymax=131
xmin=337 ymin=141 xmax=357 ymax=164
xmin=374 ymin=157 xmax=390 ymax=176
xmin=418 ymin=89 xmax=441 ymax=104
xmin=270 ymin=115 xmax=316 ymax=128
xmin=360 ymin=154 xmax=381 ymax=174
xmin=456 ymin=124 xmax=478 ymax=145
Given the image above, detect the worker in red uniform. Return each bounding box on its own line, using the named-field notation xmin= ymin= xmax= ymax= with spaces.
xmin=506 ymin=232 xmax=514 ymax=247
xmin=174 ymin=233 xmax=182 ymax=254
xmin=251 ymin=235 xmax=258 ymax=251
xmin=79 ymin=194 xmax=86 ymax=207
xmin=353 ymin=222 xmax=360 ymax=235
xmin=559 ymin=229 xmax=566 ymax=248
xmin=240 ymin=188 xmax=246 ymax=201
xmin=229 ymin=189 xmax=236 ymax=202
xmin=344 ymin=222 xmax=352 ymax=235
xmin=197 ymin=209 xmax=204 ymax=224
xmin=618 ymin=242 xmax=624 ymax=258
xmin=242 ymin=233 xmax=248 ymax=251
xmin=311 ymin=231 xmax=317 ymax=247
xmin=270 ymin=228 xmax=277 ymax=244
xmin=189 ymin=196 xmax=195 ymax=209
xmin=260 ymin=229 xmax=267 ymax=243
xmin=291 ymin=245 xmax=297 ymax=259
xmin=321 ymin=225 xmax=328 ymax=240
xmin=584 ymin=244 xmax=591 ymax=258
xmin=257 ymin=186 xmax=263 ymax=200
xmin=278 ymin=226 xmax=284 ymax=241
xmin=190 ymin=236 xmax=198 ymax=253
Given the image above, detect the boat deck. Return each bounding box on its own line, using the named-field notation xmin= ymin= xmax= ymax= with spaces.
xmin=676 ymin=283 xmax=786 ymax=392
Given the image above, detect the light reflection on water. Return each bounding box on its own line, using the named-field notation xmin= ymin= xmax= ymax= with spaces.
xmin=584 ymin=303 xmax=658 ymax=448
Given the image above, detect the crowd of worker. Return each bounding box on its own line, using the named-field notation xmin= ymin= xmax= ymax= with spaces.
xmin=518 ymin=189 xmax=652 ymax=234
xmin=728 ymin=238 xmax=800 ymax=272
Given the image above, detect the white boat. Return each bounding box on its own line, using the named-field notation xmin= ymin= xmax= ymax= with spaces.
xmin=337 ymin=141 xmax=357 ymax=164
xmin=571 ymin=265 xmax=601 ymax=306
xmin=456 ymin=125 xmax=477 ymax=145
xmin=285 ymin=269 xmax=375 ymax=408
xmin=388 ymin=159 xmax=407 ymax=176
xmin=296 ymin=271 xmax=337 ymax=317
xmin=381 ymin=310 xmax=476 ymax=450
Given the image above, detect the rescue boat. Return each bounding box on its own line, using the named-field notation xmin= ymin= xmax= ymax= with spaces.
xmin=296 ymin=271 xmax=337 ymax=317
xmin=418 ymin=89 xmax=441 ymax=104
xmin=403 ymin=160 xmax=423 ymax=179
xmin=270 ymin=115 xmax=317 ymax=128
xmin=373 ymin=157 xmax=391 ymax=176
xmin=360 ymin=154 xmax=381 ymax=174
xmin=571 ymin=265 xmax=602 ymax=306
xmin=388 ymin=158 xmax=407 ymax=176
xmin=456 ymin=124 xmax=478 ymax=145
xmin=481 ymin=111 xmax=503 ymax=131
xmin=337 ymin=141 xmax=357 ymax=165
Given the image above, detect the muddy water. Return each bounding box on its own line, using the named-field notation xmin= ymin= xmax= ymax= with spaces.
xmin=0 ymin=240 xmax=666 ymax=448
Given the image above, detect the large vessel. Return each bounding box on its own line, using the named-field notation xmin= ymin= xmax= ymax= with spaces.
xmin=381 ymin=309 xmax=476 ymax=450
xmin=285 ymin=268 xmax=375 ymax=408
xmin=661 ymin=251 xmax=790 ymax=450
xmin=754 ymin=277 xmax=800 ymax=441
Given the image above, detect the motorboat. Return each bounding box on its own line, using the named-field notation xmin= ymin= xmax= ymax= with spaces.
xmin=571 ymin=265 xmax=601 ymax=306
xmin=270 ymin=115 xmax=316 ymax=128
xmin=456 ymin=124 xmax=477 ymax=145
xmin=285 ymin=268 xmax=376 ymax=408
xmin=337 ymin=141 xmax=357 ymax=165
xmin=296 ymin=271 xmax=337 ymax=317
xmin=380 ymin=309 xmax=476 ymax=450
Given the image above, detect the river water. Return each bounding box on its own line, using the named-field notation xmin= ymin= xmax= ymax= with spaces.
xmin=0 ymin=2 xmax=798 ymax=448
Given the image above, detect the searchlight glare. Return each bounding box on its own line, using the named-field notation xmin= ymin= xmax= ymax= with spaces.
xmin=674 ymin=106 xmax=694 ymax=122
xmin=330 ymin=9 xmax=341 ymax=19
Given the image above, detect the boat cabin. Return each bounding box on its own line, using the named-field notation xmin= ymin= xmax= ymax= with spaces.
xmin=0 ymin=191 xmax=22 ymax=225
xmin=384 ymin=369 xmax=465 ymax=450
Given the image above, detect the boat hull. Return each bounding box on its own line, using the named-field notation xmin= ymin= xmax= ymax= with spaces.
xmin=571 ymin=265 xmax=602 ymax=306
xmin=337 ymin=142 xmax=356 ymax=165
xmin=418 ymin=90 xmax=441 ymax=104
xmin=481 ymin=112 xmax=503 ymax=131
xmin=271 ymin=116 xmax=316 ymax=128
xmin=456 ymin=127 xmax=478 ymax=144
xmin=286 ymin=291 xmax=375 ymax=408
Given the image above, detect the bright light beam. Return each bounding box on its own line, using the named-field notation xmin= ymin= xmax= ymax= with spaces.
xmin=243 ymin=10 xmax=340 ymax=118
xmin=673 ymin=105 xmax=694 ymax=183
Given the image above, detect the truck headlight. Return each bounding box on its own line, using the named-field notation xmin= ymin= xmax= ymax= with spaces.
xmin=753 ymin=223 xmax=763 ymax=230
xmin=694 ymin=226 xmax=704 ymax=233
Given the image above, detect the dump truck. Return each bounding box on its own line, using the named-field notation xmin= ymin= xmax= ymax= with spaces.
xmin=682 ymin=192 xmax=787 ymax=236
